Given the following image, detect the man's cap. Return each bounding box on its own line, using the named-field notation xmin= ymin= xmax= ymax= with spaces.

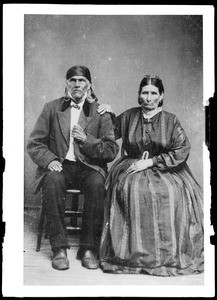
xmin=66 ymin=65 xmax=91 ymax=83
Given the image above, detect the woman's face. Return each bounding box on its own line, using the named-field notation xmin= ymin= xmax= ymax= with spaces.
xmin=139 ymin=84 xmax=163 ymax=111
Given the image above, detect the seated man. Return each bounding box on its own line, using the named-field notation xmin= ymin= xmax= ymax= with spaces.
xmin=27 ymin=65 xmax=119 ymax=270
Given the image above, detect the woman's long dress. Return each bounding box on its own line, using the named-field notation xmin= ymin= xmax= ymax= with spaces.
xmin=99 ymin=108 xmax=204 ymax=276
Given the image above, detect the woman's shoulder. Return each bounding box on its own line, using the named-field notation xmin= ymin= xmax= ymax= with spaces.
xmin=162 ymin=110 xmax=183 ymax=127
xmin=162 ymin=110 xmax=177 ymax=120
xmin=120 ymin=108 xmax=179 ymax=122
xmin=121 ymin=106 xmax=140 ymax=116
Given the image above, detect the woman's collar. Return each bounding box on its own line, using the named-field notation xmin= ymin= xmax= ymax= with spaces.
xmin=142 ymin=107 xmax=162 ymax=119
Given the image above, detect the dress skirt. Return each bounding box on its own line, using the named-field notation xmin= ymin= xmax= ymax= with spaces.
xmin=99 ymin=156 xmax=204 ymax=276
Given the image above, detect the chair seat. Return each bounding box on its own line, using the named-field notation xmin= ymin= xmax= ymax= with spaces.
xmin=66 ymin=189 xmax=81 ymax=194
xmin=66 ymin=226 xmax=82 ymax=231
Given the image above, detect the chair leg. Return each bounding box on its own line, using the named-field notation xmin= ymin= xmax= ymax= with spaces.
xmin=70 ymin=193 xmax=79 ymax=228
xmin=36 ymin=204 xmax=45 ymax=252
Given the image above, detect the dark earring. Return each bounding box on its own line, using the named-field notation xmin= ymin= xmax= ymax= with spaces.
xmin=138 ymin=97 xmax=142 ymax=105
xmin=158 ymin=99 xmax=163 ymax=107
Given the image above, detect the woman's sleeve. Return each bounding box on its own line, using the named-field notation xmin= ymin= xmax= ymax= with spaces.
xmin=152 ymin=116 xmax=191 ymax=170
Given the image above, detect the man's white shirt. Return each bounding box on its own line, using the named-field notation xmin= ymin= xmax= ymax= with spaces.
xmin=65 ymin=100 xmax=84 ymax=161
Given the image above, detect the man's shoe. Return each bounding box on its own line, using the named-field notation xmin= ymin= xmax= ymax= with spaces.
xmin=81 ymin=250 xmax=99 ymax=269
xmin=52 ymin=248 xmax=70 ymax=270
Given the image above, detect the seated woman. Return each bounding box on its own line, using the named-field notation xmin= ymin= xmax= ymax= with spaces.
xmin=97 ymin=75 xmax=204 ymax=276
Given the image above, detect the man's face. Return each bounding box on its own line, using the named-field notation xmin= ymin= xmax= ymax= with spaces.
xmin=66 ymin=75 xmax=90 ymax=102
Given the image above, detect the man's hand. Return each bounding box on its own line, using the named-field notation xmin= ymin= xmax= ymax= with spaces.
xmin=47 ymin=160 xmax=63 ymax=172
xmin=71 ymin=125 xmax=87 ymax=143
xmin=97 ymin=104 xmax=113 ymax=115
xmin=126 ymin=159 xmax=153 ymax=174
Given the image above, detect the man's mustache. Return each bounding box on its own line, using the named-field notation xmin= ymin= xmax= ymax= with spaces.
xmin=73 ymin=88 xmax=83 ymax=91
xmin=72 ymin=88 xmax=84 ymax=93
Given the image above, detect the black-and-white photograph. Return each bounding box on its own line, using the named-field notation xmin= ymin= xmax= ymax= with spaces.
xmin=3 ymin=4 xmax=214 ymax=297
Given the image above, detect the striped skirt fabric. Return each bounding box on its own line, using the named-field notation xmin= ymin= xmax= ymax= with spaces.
xmin=99 ymin=157 xmax=204 ymax=276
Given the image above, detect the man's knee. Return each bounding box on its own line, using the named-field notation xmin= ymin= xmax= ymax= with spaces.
xmin=42 ymin=171 xmax=66 ymax=206
xmin=83 ymin=180 xmax=105 ymax=209
xmin=86 ymin=174 xmax=105 ymax=192
xmin=43 ymin=170 xmax=65 ymax=187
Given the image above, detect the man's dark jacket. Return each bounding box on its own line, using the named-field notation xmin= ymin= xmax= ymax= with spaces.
xmin=27 ymin=97 xmax=119 ymax=194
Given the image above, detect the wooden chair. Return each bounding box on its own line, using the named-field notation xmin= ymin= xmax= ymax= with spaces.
xmin=36 ymin=189 xmax=83 ymax=252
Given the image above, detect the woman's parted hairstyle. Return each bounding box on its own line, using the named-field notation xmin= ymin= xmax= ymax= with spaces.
xmin=138 ymin=75 xmax=164 ymax=106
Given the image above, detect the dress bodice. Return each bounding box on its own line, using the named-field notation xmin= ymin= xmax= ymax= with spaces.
xmin=114 ymin=107 xmax=191 ymax=170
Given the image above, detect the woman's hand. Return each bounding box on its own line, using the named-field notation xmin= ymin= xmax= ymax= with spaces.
xmin=97 ymin=104 xmax=113 ymax=115
xmin=126 ymin=159 xmax=153 ymax=174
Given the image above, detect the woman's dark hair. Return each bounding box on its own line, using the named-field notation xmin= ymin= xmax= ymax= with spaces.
xmin=138 ymin=75 xmax=164 ymax=106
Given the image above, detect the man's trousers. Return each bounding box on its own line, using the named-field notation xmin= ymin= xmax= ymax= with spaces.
xmin=42 ymin=159 xmax=106 ymax=256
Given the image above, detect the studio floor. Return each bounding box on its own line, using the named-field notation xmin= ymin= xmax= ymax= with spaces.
xmin=24 ymin=209 xmax=204 ymax=288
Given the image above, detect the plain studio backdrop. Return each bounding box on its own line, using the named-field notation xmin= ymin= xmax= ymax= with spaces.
xmin=24 ymin=14 xmax=204 ymax=207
